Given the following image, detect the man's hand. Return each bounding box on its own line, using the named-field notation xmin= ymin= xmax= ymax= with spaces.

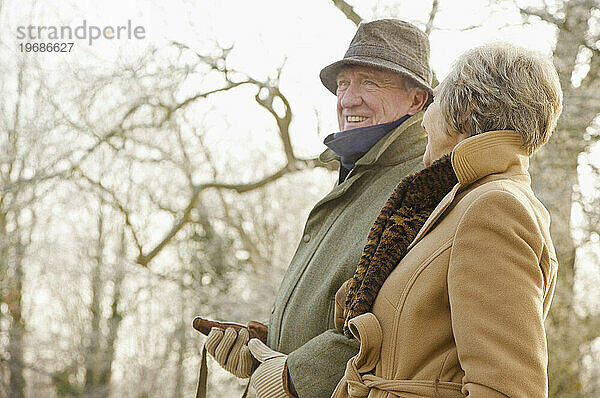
xmin=195 ymin=318 xmax=268 ymax=378
xmin=205 ymin=327 xmax=254 ymax=378
xmin=248 ymin=338 xmax=289 ymax=398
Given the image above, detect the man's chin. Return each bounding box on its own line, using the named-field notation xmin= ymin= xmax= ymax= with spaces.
xmin=343 ymin=121 xmax=374 ymax=131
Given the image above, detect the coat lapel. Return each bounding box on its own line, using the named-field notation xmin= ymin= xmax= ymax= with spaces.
xmin=406 ymin=184 xmax=460 ymax=252
xmin=311 ymin=167 xmax=372 ymax=211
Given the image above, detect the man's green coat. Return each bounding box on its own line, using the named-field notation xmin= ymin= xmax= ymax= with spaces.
xmin=267 ymin=112 xmax=428 ymax=398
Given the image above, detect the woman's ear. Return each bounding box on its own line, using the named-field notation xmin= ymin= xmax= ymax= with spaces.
xmin=406 ymin=89 xmax=429 ymax=115
xmin=454 ymin=101 xmax=474 ymax=136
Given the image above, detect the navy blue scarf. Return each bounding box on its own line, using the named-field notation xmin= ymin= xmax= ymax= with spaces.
xmin=324 ymin=115 xmax=410 ymax=182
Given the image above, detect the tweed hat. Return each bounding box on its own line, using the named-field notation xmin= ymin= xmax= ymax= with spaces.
xmin=320 ymin=19 xmax=433 ymax=95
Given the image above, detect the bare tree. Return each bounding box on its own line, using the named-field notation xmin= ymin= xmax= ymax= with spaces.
xmin=0 ymin=42 xmax=54 ymax=398
xmin=1 ymin=1 xmax=336 ymax=396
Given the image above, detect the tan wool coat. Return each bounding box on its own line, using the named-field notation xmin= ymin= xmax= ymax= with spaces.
xmin=332 ymin=130 xmax=558 ymax=398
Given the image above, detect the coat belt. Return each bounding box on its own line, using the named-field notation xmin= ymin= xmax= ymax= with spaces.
xmin=341 ymin=313 xmax=463 ymax=398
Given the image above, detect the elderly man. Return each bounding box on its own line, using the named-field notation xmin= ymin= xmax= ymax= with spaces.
xmin=204 ymin=19 xmax=433 ymax=397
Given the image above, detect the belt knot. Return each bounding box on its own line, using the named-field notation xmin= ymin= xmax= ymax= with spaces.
xmin=341 ymin=313 xmax=382 ymax=398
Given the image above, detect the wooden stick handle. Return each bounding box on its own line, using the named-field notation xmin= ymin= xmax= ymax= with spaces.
xmin=192 ymin=317 xmax=268 ymax=345
xmin=192 ymin=317 xmax=246 ymax=335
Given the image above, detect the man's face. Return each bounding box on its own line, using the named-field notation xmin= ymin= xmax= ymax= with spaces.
xmin=336 ymin=65 xmax=422 ymax=131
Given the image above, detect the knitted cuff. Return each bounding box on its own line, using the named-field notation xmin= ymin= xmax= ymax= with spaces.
xmin=251 ymin=356 xmax=287 ymax=398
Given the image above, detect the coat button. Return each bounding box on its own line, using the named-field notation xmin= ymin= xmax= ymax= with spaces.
xmin=302 ymin=234 xmax=311 ymax=243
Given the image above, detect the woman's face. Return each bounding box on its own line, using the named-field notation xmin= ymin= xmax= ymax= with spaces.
xmin=421 ymin=79 xmax=463 ymax=166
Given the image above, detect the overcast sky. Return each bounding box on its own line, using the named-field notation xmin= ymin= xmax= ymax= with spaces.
xmin=3 ymin=0 xmax=562 ymax=153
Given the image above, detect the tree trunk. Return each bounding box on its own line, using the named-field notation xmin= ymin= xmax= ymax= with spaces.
xmin=7 ymin=303 xmax=25 ymax=398
xmin=84 ymin=207 xmax=106 ymax=397
xmin=7 ymin=234 xmax=25 ymax=398
xmin=529 ymin=0 xmax=598 ymax=395
xmin=173 ymin=308 xmax=187 ymax=398
xmin=100 ymin=228 xmax=127 ymax=396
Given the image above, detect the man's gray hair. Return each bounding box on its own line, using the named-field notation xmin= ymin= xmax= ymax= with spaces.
xmin=439 ymin=42 xmax=563 ymax=154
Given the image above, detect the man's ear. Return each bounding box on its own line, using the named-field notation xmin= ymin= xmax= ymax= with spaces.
xmin=406 ymin=89 xmax=429 ymax=115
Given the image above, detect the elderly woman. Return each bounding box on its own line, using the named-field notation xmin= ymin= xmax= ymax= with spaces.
xmin=331 ymin=42 xmax=562 ymax=398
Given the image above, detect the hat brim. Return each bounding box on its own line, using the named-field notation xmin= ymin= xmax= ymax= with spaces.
xmin=319 ymin=57 xmax=433 ymax=96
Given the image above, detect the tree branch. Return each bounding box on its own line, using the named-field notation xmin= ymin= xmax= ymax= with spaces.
xmin=254 ymin=85 xmax=295 ymax=167
xmin=515 ymin=1 xmax=564 ymax=27
xmin=199 ymin=134 xmax=267 ymax=271
xmin=135 ymin=155 xmax=336 ymax=267
xmin=425 ymin=0 xmax=440 ymax=35
xmin=136 ymin=166 xmax=287 ymax=266
xmin=331 ymin=0 xmax=363 ymax=26
xmin=74 ymin=169 xmax=144 ymax=262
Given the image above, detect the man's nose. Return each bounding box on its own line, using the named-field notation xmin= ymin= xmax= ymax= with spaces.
xmin=339 ymin=82 xmax=363 ymax=108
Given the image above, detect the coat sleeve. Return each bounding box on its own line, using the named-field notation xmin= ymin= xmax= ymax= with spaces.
xmin=286 ymin=329 xmax=359 ymax=398
xmin=448 ymin=189 xmax=549 ymax=397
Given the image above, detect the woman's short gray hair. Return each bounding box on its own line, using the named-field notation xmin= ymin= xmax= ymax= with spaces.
xmin=439 ymin=42 xmax=563 ymax=154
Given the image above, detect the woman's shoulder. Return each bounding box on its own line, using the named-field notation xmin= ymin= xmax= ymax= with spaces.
xmin=453 ymin=177 xmax=553 ymax=244
xmin=447 ymin=177 xmax=552 ymax=241
xmin=459 ymin=177 xmax=547 ymax=217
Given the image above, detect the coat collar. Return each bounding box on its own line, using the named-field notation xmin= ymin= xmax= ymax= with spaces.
xmin=318 ymin=111 xmax=426 ymax=167
xmin=407 ymin=130 xmax=530 ymax=251
xmin=452 ymin=129 xmax=529 ymax=185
